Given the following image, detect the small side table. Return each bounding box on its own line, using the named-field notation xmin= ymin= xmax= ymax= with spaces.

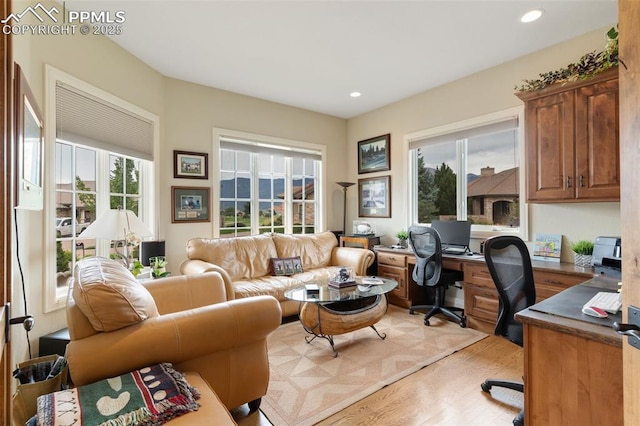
xmin=39 ymin=328 xmax=70 ymax=357
xmin=339 ymin=235 xmax=381 ymax=250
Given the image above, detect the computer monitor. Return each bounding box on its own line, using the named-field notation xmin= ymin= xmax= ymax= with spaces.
xmin=140 ymin=240 xmax=166 ymax=266
xmin=431 ymin=220 xmax=471 ymax=251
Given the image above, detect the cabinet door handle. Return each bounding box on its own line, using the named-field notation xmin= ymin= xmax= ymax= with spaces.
xmin=566 ymin=175 xmax=571 ymax=188
xmin=579 ymin=175 xmax=584 ymax=187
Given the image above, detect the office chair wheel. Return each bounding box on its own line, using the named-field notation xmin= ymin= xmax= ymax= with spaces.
xmin=513 ymin=409 xmax=524 ymax=426
xmin=481 ymin=381 xmax=492 ymax=392
xmin=459 ymin=318 xmax=467 ymax=328
xmin=424 ymin=318 xmax=430 ymax=326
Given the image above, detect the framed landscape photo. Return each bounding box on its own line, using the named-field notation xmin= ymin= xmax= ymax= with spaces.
xmin=357 ymin=133 xmax=390 ymax=174
xmin=358 ymin=175 xmax=391 ymax=218
xmin=171 ymin=186 xmax=210 ymax=223
xmin=174 ymin=150 xmax=208 ymax=179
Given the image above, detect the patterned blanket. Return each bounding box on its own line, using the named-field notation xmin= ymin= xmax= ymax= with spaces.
xmin=36 ymin=363 xmax=200 ymax=426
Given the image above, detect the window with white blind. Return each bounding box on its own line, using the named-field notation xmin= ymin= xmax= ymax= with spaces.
xmin=406 ymin=107 xmax=527 ymax=239
xmin=214 ymin=129 xmax=324 ymax=237
xmin=45 ymin=66 xmax=158 ymax=312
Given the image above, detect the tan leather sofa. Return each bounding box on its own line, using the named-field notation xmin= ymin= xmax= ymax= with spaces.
xmin=65 ymin=257 xmax=281 ymax=425
xmin=180 ymin=231 xmax=375 ymax=317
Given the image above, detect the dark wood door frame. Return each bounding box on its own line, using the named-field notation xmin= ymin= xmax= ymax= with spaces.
xmin=1 ymin=0 xmax=13 ymax=422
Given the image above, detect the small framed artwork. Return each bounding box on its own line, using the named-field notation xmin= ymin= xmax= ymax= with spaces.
xmin=171 ymin=186 xmax=210 ymax=223
xmin=358 ymin=175 xmax=391 ymax=218
xmin=173 ymin=150 xmax=208 ymax=179
xmin=357 ymin=133 xmax=390 ymax=174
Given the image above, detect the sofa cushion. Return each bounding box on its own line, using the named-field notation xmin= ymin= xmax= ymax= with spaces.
xmin=72 ymin=257 xmax=159 ymax=332
xmin=270 ymin=256 xmax=303 ymax=276
xmin=272 ymin=231 xmax=337 ymax=270
xmin=186 ymin=234 xmax=277 ymax=281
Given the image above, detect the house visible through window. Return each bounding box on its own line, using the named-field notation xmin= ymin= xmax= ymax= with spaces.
xmin=217 ymin=133 xmax=323 ymax=237
xmin=407 ymin=107 xmax=525 ymax=237
xmin=54 ymin=141 xmax=148 ymax=290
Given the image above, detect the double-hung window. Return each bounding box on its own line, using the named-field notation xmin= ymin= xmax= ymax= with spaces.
xmin=406 ymin=107 xmax=526 ymax=238
xmin=215 ymin=130 xmax=324 ymax=237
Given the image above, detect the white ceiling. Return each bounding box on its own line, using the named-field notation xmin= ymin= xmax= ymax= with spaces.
xmin=68 ymin=1 xmax=617 ymax=119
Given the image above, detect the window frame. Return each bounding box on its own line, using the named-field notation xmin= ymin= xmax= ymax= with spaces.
xmin=213 ymin=128 xmax=326 ymax=237
xmin=44 ymin=66 xmax=159 ymax=312
xmin=404 ymin=106 xmax=527 ymax=241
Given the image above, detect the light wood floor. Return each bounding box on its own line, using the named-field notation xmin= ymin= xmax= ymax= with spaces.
xmin=232 ymin=334 xmax=523 ymax=426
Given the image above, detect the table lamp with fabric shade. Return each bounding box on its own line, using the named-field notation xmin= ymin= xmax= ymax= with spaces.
xmin=78 ymin=207 xmax=152 ymax=268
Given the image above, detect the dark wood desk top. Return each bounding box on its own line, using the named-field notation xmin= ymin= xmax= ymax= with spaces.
xmin=516 ymin=275 xmax=622 ymax=347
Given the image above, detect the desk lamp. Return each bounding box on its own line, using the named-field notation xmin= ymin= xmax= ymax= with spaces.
xmin=336 ymin=181 xmax=355 ymax=235
xmin=78 ymin=207 xmax=152 ymax=268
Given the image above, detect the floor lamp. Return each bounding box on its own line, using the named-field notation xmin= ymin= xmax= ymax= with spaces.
xmin=336 ymin=181 xmax=355 ymax=235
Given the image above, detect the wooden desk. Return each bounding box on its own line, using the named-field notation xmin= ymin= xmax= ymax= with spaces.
xmin=339 ymin=235 xmax=381 ymax=250
xmin=515 ymin=277 xmax=623 ymax=425
xmin=375 ymin=247 xmax=594 ymax=333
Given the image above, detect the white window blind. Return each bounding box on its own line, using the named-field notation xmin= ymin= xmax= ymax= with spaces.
xmin=56 ymin=82 xmax=154 ymax=160
xmin=409 ymin=116 xmax=519 ymax=149
xmin=220 ymin=137 xmax=322 ymax=161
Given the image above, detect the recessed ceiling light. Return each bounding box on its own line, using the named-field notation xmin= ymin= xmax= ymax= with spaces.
xmin=521 ymin=9 xmax=544 ymax=23
xmin=350 ymin=92 xmax=361 ymax=98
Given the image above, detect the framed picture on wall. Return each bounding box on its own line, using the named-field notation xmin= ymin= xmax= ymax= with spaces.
xmin=171 ymin=186 xmax=210 ymax=223
xmin=358 ymin=175 xmax=391 ymax=218
xmin=357 ymin=133 xmax=390 ymax=174
xmin=173 ymin=150 xmax=208 ymax=179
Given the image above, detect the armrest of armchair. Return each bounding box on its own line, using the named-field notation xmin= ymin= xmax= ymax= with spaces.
xmin=179 ymin=260 xmax=235 ymax=300
xmin=66 ymin=295 xmax=281 ymax=409
xmin=331 ymin=247 xmax=375 ymax=276
xmin=143 ymin=272 xmax=231 ymax=314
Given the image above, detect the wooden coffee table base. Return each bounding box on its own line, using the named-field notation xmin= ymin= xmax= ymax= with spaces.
xmin=298 ymin=294 xmax=388 ymax=357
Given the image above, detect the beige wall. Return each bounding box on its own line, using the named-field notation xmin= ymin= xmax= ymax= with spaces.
xmin=161 ymin=78 xmax=347 ymax=270
xmin=347 ymin=26 xmax=621 ymax=258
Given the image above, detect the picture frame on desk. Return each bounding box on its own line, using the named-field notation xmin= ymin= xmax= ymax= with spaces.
xmin=533 ymin=233 xmax=562 ymax=262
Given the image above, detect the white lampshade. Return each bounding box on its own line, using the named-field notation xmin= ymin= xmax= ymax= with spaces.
xmin=78 ymin=209 xmax=152 ymax=240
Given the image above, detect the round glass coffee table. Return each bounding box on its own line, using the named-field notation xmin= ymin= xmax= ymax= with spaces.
xmin=284 ymin=277 xmax=398 ymax=357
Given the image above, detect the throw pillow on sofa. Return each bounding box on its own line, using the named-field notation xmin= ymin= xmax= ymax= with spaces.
xmin=71 ymin=257 xmax=159 ymax=332
xmin=270 ymin=256 xmax=304 ymax=276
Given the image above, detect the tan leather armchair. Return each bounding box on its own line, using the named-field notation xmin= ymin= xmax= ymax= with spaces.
xmin=65 ymin=257 xmax=281 ymax=421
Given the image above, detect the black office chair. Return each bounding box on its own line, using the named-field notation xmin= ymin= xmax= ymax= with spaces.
xmin=408 ymin=225 xmax=466 ymax=327
xmin=480 ymin=235 xmax=536 ymax=426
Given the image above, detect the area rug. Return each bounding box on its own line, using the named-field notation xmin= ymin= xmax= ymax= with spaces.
xmin=261 ymin=305 xmax=487 ymax=426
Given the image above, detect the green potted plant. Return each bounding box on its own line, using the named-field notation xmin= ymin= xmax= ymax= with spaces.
xmin=396 ymin=230 xmax=408 ymax=248
xmin=571 ymin=240 xmax=594 ymax=267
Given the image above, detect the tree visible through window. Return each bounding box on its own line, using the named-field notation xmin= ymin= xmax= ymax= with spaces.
xmin=410 ymin=110 xmax=522 ymax=233
xmin=55 ymin=142 xmax=145 ymax=288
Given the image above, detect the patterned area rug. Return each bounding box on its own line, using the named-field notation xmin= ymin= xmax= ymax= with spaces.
xmin=261 ymin=304 xmax=487 ymax=426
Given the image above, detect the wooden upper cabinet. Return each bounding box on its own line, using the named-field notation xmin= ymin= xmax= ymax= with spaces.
xmin=517 ymin=67 xmax=620 ymax=202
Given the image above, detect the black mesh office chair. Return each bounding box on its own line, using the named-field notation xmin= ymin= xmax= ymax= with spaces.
xmin=480 ymin=235 xmax=536 ymax=426
xmin=408 ymin=225 xmax=466 ymax=327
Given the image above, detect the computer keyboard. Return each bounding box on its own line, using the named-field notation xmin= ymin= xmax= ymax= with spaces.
xmin=584 ymin=291 xmax=622 ymax=314
xmin=442 ymin=247 xmax=467 ymax=255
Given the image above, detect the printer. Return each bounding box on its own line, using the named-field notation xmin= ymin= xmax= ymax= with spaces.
xmin=592 ymin=236 xmax=622 ymax=278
